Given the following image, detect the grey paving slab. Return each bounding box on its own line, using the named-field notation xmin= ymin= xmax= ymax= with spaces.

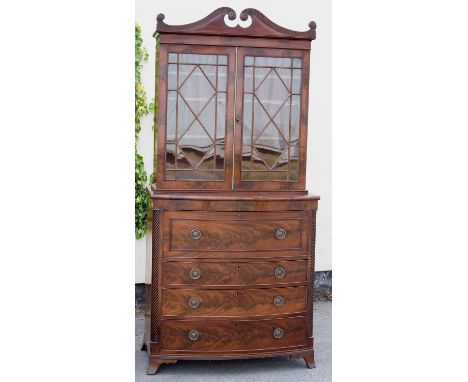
xmin=135 ymin=301 xmax=331 ymax=382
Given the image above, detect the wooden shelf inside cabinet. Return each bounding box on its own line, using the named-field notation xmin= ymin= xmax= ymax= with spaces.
xmin=144 ymin=7 xmax=319 ymax=375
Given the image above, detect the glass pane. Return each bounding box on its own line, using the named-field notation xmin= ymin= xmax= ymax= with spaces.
xmin=217 ymin=66 xmax=227 ymax=92
xmin=241 ymin=54 xmax=302 ymax=183
xmin=178 ymin=65 xmax=195 ymax=86
xmin=215 ymin=144 xmax=225 ymax=170
xmin=179 ymin=67 xmax=216 ymax=114
xmin=255 ymin=70 xmax=290 ymax=116
xmin=289 ymin=145 xmax=299 ymax=180
xmin=255 ymin=57 xmax=291 ymax=67
xmin=216 ymin=93 xmax=226 ymax=142
xmin=177 ymin=96 xmax=195 ymax=137
xmin=275 ymin=68 xmax=292 ymax=91
xmin=255 ymin=138 xmax=287 ymax=169
xmin=163 ymin=53 xmax=228 ymax=183
xmin=179 ymin=146 xmax=206 ymax=169
xmin=251 ymin=147 xmax=268 ymax=171
xmin=254 ymin=67 xmax=270 ymax=89
xmin=167 ymin=64 xmax=177 ymax=90
xmin=253 ymin=97 xmax=271 ymax=138
xmin=292 ymin=69 xmax=302 ymax=94
xmin=197 ymin=146 xmax=215 ymax=170
xmin=218 ymin=55 xmax=227 ymax=65
xmin=175 ymin=148 xmax=193 ymax=169
xmin=293 ymin=58 xmax=302 ymax=68
xmin=273 ymin=149 xmax=289 ymax=171
xmin=165 ymin=144 xmax=176 ymax=169
xmin=166 ymin=91 xmax=176 ymax=142
xmin=245 ymin=56 xmax=254 ymax=66
xmin=291 ymin=95 xmax=300 ymax=145
xmin=244 ymin=67 xmax=253 ymax=93
xmin=197 ymin=97 xmax=215 ymax=139
xmin=243 ymin=94 xmax=253 ymax=145
xmin=273 ymin=99 xmax=291 ymax=138
xmin=168 ymin=53 xmax=177 ymax=63
xmin=179 ymin=121 xmax=213 ymax=152
xmin=179 ymin=54 xmax=217 ymax=64
xmin=242 ymin=146 xmax=252 ymax=170
xmin=200 ymin=65 xmax=217 ymax=88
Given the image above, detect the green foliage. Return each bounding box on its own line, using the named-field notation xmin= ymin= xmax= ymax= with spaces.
xmin=135 ymin=24 xmax=150 ymax=239
xmin=135 ymin=153 xmax=149 ymax=239
xmin=135 ymin=24 xmax=149 ymax=142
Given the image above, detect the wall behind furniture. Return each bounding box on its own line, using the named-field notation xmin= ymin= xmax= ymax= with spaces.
xmin=135 ymin=0 xmax=331 ymax=283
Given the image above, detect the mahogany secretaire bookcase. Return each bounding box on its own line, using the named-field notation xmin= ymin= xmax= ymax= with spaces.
xmin=142 ymin=7 xmax=320 ymax=374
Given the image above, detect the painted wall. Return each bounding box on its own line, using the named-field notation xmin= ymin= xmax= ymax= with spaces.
xmin=135 ymin=0 xmax=331 ymax=283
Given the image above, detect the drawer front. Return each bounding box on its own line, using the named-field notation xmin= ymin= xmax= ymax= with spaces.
xmin=161 ymin=316 xmax=306 ymax=351
xmin=163 ymin=211 xmax=308 ymax=257
xmin=161 ymin=286 xmax=306 ymax=317
xmin=162 ymin=260 xmax=307 ymax=286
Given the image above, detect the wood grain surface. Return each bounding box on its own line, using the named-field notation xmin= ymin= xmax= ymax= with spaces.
xmin=161 ymin=260 xmax=307 ymax=286
xmin=161 ymin=316 xmax=306 ymax=351
xmin=161 ymin=286 xmax=306 ymax=317
xmin=164 ymin=211 xmax=306 ymax=254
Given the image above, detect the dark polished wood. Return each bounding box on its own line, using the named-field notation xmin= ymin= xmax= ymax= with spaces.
xmin=144 ymin=7 xmax=319 ymax=374
xmin=162 ymin=286 xmax=306 ymax=317
xmin=161 ymin=259 xmax=307 ymax=286
xmin=166 ymin=211 xmax=306 ymax=252
xmin=155 ymin=8 xmax=316 ymax=40
xmin=146 ymin=358 xmax=177 ymax=375
xmin=161 ymin=316 xmax=306 ymax=351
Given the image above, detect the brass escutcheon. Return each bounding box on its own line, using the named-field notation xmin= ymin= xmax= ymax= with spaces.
xmin=189 ymin=297 xmax=200 ymax=309
xmin=273 ymin=327 xmax=284 ymax=339
xmin=190 ymin=268 xmax=201 ymax=280
xmin=275 ymin=228 xmax=287 ymax=240
xmin=274 ymin=267 xmax=286 ymax=279
xmin=188 ymin=330 xmax=199 ymax=341
xmin=273 ymin=295 xmax=285 ymax=307
xmin=190 ymin=229 xmax=202 ymax=240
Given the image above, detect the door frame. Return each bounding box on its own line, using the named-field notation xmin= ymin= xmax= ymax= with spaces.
xmin=155 ymin=44 xmax=236 ymax=190
xmin=233 ymin=47 xmax=310 ymax=191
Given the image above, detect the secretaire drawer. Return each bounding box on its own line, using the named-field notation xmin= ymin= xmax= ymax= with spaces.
xmin=162 ymin=211 xmax=308 ymax=257
xmin=161 ymin=316 xmax=307 ymax=351
xmin=161 ymin=286 xmax=306 ymax=317
xmin=161 ymin=260 xmax=308 ymax=286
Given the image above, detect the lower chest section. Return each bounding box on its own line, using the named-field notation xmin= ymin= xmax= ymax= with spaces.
xmin=152 ymin=209 xmax=315 ymax=354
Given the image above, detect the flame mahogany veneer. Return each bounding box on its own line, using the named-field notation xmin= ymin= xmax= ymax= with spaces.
xmin=143 ymin=7 xmax=319 ymax=375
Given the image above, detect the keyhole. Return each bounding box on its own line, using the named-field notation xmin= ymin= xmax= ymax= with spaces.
xmin=237 ymin=265 xmax=240 ymax=270
xmin=235 ymin=291 xmax=239 ymax=297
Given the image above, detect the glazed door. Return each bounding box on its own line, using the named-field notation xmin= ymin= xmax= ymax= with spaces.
xmin=234 ymin=48 xmax=309 ymax=190
xmin=156 ymin=45 xmax=236 ymax=189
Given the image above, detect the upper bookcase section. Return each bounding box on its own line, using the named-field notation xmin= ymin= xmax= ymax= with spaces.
xmin=154 ymin=7 xmax=316 ymax=42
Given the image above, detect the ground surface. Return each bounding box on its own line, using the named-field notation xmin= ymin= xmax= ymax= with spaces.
xmin=135 ymin=300 xmax=331 ymax=382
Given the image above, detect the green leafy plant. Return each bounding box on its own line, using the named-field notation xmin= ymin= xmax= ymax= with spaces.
xmin=146 ymin=35 xmax=159 ymax=229
xmin=135 ymin=24 xmax=150 ymax=239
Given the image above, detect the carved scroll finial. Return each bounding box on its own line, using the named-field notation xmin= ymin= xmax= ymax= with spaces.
xmin=239 ymin=8 xmax=316 ymax=40
xmin=154 ymin=7 xmax=316 ymax=40
xmin=156 ymin=13 xmax=165 ymax=23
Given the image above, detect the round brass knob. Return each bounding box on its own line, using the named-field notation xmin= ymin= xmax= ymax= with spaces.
xmin=273 ymin=295 xmax=285 ymax=307
xmin=274 ymin=267 xmax=286 ymax=279
xmin=188 ymin=330 xmax=199 ymax=341
xmin=190 ymin=268 xmax=201 ymax=280
xmin=189 ymin=297 xmax=200 ymax=309
xmin=273 ymin=327 xmax=284 ymax=339
xmin=275 ymin=228 xmax=287 ymax=240
xmin=190 ymin=229 xmax=202 ymax=240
